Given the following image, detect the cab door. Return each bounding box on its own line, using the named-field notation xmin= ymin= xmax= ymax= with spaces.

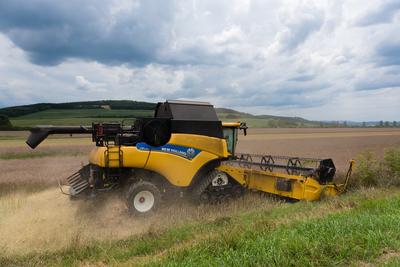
xmin=222 ymin=127 xmax=238 ymax=156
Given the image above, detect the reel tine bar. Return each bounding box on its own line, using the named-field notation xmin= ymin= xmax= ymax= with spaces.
xmin=234 ymin=153 xmax=324 ymax=176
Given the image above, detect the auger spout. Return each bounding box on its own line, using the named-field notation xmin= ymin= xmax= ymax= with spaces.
xmin=26 ymin=125 xmax=92 ymax=149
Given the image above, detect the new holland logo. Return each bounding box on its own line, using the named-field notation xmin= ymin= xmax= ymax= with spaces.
xmin=186 ymin=148 xmax=196 ymax=159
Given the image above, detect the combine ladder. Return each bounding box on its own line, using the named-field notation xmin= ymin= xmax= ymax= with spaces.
xmin=62 ymin=142 xmax=123 ymax=196
xmin=104 ymin=141 xmax=123 ymax=182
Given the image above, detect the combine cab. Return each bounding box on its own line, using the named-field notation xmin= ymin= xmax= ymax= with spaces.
xmin=27 ymin=100 xmax=354 ymax=215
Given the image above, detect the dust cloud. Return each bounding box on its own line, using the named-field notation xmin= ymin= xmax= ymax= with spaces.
xmin=0 ymin=185 xmax=274 ymax=256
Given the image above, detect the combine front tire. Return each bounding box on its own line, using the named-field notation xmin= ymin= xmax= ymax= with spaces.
xmin=127 ymin=181 xmax=161 ymax=215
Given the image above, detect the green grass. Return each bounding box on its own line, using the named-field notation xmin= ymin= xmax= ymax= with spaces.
xmin=351 ymin=147 xmax=400 ymax=188
xmin=383 ymin=257 xmax=400 ymax=267
xmin=1 ymin=189 xmax=400 ymax=266
xmin=14 ymin=109 xmax=153 ymax=119
xmin=10 ymin=109 xmax=153 ymax=127
xmin=154 ymin=197 xmax=400 ymax=266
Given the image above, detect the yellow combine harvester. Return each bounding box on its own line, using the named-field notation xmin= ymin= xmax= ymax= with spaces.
xmin=26 ymin=100 xmax=354 ymax=215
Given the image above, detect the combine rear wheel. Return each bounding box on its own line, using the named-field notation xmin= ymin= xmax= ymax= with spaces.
xmin=127 ymin=181 xmax=161 ymax=215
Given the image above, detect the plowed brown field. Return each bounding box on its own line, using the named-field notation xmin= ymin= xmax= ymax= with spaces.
xmin=237 ymin=128 xmax=400 ymax=170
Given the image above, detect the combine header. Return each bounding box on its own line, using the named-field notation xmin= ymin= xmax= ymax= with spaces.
xmin=27 ymin=100 xmax=354 ymax=214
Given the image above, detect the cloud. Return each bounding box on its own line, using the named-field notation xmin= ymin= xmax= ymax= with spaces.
xmin=375 ymin=41 xmax=400 ymax=66
xmin=354 ymin=65 xmax=400 ymax=91
xmin=0 ymin=0 xmax=399 ymax=121
xmin=357 ymin=80 xmax=400 ymax=91
xmin=75 ymin=75 xmax=106 ymax=92
xmin=288 ymin=73 xmax=315 ymax=82
xmin=271 ymin=3 xmax=325 ymax=52
xmin=355 ymin=0 xmax=400 ymax=26
xmin=0 ymin=0 xmax=174 ymax=65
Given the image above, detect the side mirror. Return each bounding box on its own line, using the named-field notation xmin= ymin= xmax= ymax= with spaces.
xmin=239 ymin=122 xmax=248 ymax=136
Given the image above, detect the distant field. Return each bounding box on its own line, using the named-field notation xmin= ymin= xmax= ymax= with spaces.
xmin=9 ymin=108 xmax=153 ymax=127
xmin=221 ymin=117 xmax=315 ymax=128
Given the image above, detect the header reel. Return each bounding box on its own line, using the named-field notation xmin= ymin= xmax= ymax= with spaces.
xmin=234 ymin=153 xmax=336 ymax=184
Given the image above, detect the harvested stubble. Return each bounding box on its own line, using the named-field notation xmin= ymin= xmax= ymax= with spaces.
xmin=0 ymin=156 xmax=88 ymax=194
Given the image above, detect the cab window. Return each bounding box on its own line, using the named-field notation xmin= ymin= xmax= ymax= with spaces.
xmin=223 ymin=127 xmax=237 ymax=154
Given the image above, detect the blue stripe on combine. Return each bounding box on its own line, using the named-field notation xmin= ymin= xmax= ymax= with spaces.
xmin=136 ymin=143 xmax=201 ymax=160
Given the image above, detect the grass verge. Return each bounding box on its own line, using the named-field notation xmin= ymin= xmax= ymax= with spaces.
xmin=350 ymin=147 xmax=400 ymax=188
xmin=0 ymin=188 xmax=399 ymax=266
xmin=152 ymin=194 xmax=400 ymax=267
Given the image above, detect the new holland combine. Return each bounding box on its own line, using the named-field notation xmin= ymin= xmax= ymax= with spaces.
xmin=26 ymin=100 xmax=354 ymax=215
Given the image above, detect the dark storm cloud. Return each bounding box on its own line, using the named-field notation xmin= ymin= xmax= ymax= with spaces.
xmin=0 ymin=0 xmax=174 ymax=65
xmin=356 ymin=0 xmax=400 ymax=26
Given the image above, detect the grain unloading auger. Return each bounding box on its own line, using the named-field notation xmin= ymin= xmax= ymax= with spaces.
xmin=26 ymin=100 xmax=354 ymax=215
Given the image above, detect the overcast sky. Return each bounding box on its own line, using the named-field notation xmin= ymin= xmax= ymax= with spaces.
xmin=0 ymin=0 xmax=399 ymax=121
